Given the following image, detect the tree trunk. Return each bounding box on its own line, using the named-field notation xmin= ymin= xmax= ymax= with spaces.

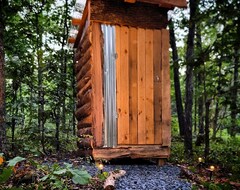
xmin=72 ymin=58 xmax=76 ymax=135
xmin=0 ymin=0 xmax=7 ymax=154
xmin=54 ymin=107 xmax=60 ymax=152
xmin=169 ymin=20 xmax=185 ymax=137
xmin=36 ymin=9 xmax=46 ymax=154
xmin=195 ymin=24 xmax=204 ymax=146
xmin=204 ymin=99 xmax=211 ymax=162
xmin=230 ymin=46 xmax=239 ymax=137
xmin=212 ymin=61 xmax=222 ymax=139
xmin=184 ymin=0 xmax=198 ymax=156
xmin=60 ymin=0 xmax=69 ymax=137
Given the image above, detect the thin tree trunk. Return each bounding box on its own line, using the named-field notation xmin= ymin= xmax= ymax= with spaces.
xmin=11 ymin=82 xmax=18 ymax=152
xmin=72 ymin=56 xmax=76 ymax=135
xmin=169 ymin=20 xmax=185 ymax=137
xmin=204 ymin=99 xmax=211 ymax=162
xmin=36 ymin=9 xmax=46 ymax=154
xmin=54 ymin=107 xmax=60 ymax=152
xmin=212 ymin=61 xmax=222 ymax=139
xmin=230 ymin=46 xmax=239 ymax=137
xmin=60 ymin=0 xmax=69 ymax=137
xmin=184 ymin=0 xmax=198 ymax=156
xmin=0 ymin=0 xmax=7 ymax=154
xmin=195 ymin=24 xmax=204 ymax=146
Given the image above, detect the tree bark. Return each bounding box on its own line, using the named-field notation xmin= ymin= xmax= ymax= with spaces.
xmin=169 ymin=20 xmax=185 ymax=137
xmin=195 ymin=24 xmax=204 ymax=146
xmin=184 ymin=0 xmax=198 ymax=156
xmin=230 ymin=46 xmax=239 ymax=137
xmin=212 ymin=60 xmax=222 ymax=139
xmin=204 ymin=99 xmax=211 ymax=162
xmin=35 ymin=7 xmax=46 ymax=154
xmin=0 ymin=0 xmax=7 ymax=154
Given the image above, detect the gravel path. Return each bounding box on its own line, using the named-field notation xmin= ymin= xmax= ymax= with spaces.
xmin=81 ymin=162 xmax=192 ymax=190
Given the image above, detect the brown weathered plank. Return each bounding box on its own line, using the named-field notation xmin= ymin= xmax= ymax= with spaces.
xmin=77 ymin=79 xmax=91 ymax=99
xmin=80 ymin=27 xmax=92 ymax=52
xmin=76 ymin=67 xmax=91 ymax=84
xmin=75 ymin=102 xmax=91 ymax=121
xmin=77 ymin=115 xmax=92 ymax=129
xmin=161 ymin=29 xmax=171 ymax=146
xmin=153 ymin=30 xmax=163 ymax=145
xmin=91 ymin=0 xmax=168 ymax=30
xmin=117 ymin=26 xmax=130 ymax=145
xmin=137 ymin=28 xmax=146 ymax=144
xmin=129 ymin=27 xmax=138 ymax=144
xmin=72 ymin=18 xmax=81 ymax=25
xmin=145 ymin=29 xmax=154 ymax=144
xmin=75 ymin=48 xmax=92 ymax=74
xmin=77 ymin=89 xmax=92 ymax=108
xmin=93 ymin=146 xmax=170 ymax=160
xmin=76 ymin=73 xmax=91 ymax=91
xmin=123 ymin=0 xmax=187 ymax=8
xmin=91 ymin=22 xmax=104 ymax=147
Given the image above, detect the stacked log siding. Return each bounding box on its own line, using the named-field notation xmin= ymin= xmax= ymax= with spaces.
xmin=71 ymin=0 xmax=187 ymax=162
xmin=75 ymin=26 xmax=93 ymax=151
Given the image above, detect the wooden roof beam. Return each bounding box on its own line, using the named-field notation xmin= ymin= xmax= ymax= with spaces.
xmin=158 ymin=0 xmax=187 ymax=8
xmin=124 ymin=0 xmax=187 ymax=8
xmin=124 ymin=0 xmax=136 ymax=2
xmin=72 ymin=18 xmax=82 ymax=25
xmin=68 ymin=37 xmax=76 ymax=44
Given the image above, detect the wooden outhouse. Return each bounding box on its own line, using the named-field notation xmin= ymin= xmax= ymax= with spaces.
xmin=70 ymin=0 xmax=187 ymax=162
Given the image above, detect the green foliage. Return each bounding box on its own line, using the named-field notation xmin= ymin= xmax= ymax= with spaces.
xmin=97 ymin=171 xmax=109 ymax=181
xmin=202 ymin=182 xmax=233 ymax=190
xmin=0 ymin=168 xmax=13 ymax=184
xmin=210 ymin=138 xmax=240 ymax=180
xmin=7 ymin=157 xmax=25 ymax=167
xmin=0 ymin=156 xmax=26 ymax=184
xmin=39 ymin=162 xmax=91 ymax=189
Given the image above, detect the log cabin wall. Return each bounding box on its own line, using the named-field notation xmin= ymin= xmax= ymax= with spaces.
xmin=75 ymin=23 xmax=94 ymax=155
xmin=73 ymin=0 xmax=176 ymax=160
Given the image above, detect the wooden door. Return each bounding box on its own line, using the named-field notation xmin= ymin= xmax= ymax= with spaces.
xmin=116 ymin=26 xmax=171 ymax=146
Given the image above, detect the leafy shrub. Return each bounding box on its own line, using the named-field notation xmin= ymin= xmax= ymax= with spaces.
xmin=39 ymin=162 xmax=91 ymax=189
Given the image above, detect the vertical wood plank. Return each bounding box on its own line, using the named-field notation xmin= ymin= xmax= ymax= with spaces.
xmin=137 ymin=28 xmax=146 ymax=144
xmin=92 ymin=22 xmax=104 ymax=147
xmin=145 ymin=29 xmax=154 ymax=144
xmin=161 ymin=29 xmax=171 ymax=146
xmin=129 ymin=27 xmax=138 ymax=144
xmin=117 ymin=26 xmax=130 ymax=145
xmin=116 ymin=26 xmax=121 ymax=145
xmin=153 ymin=30 xmax=163 ymax=145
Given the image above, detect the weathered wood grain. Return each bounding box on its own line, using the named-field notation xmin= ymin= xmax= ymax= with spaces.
xmin=161 ymin=29 xmax=171 ymax=146
xmin=91 ymin=0 xmax=168 ymax=29
xmin=93 ymin=146 xmax=170 ymax=160
xmin=77 ymin=115 xmax=92 ymax=129
xmin=129 ymin=27 xmax=138 ymax=144
xmin=153 ymin=30 xmax=163 ymax=145
xmin=91 ymin=22 xmax=104 ymax=147
xmin=137 ymin=28 xmax=146 ymax=144
xmin=75 ymin=102 xmax=91 ymax=121
xmin=117 ymin=26 xmax=130 ymax=145
xmin=145 ymin=29 xmax=154 ymax=144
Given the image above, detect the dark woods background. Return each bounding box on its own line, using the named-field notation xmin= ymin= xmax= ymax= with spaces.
xmin=0 ymin=0 xmax=239 ymax=175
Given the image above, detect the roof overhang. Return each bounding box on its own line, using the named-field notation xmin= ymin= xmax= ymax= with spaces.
xmin=124 ymin=0 xmax=187 ymax=8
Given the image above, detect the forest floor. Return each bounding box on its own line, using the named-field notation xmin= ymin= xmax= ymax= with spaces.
xmin=1 ymin=152 xmax=240 ymax=190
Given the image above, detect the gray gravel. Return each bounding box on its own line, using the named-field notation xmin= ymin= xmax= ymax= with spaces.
xmin=81 ymin=162 xmax=191 ymax=190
